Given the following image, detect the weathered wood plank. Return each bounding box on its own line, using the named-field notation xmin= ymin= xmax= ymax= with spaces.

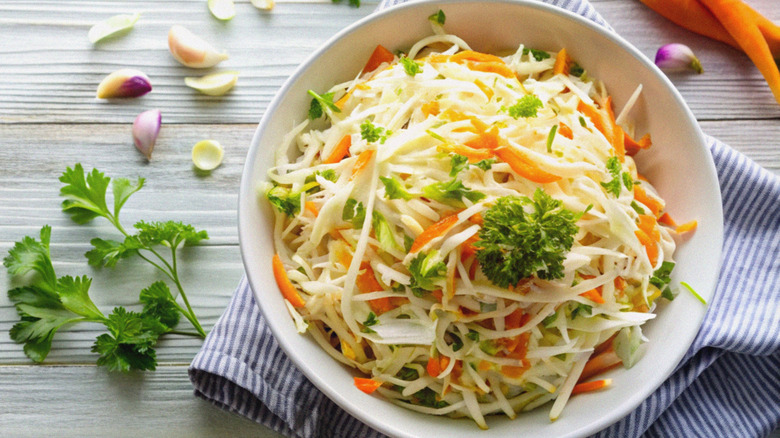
xmin=0 ymin=365 xmax=282 ymax=437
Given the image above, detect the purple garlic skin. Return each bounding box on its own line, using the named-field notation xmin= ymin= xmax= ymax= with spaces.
xmin=97 ymin=69 xmax=152 ymax=98
xmin=655 ymin=43 xmax=703 ymax=74
xmin=133 ymin=109 xmax=161 ymax=160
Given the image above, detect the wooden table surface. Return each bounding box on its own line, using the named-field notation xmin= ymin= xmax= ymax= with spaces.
xmin=1 ymin=0 xmax=778 ymax=436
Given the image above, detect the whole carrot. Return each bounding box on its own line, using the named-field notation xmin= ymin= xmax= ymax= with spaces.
xmin=639 ymin=0 xmax=739 ymax=49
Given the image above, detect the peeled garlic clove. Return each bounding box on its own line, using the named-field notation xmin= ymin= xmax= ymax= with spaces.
xmin=96 ymin=69 xmax=152 ymax=98
xmin=208 ymin=0 xmax=236 ymax=21
xmin=88 ymin=13 xmax=141 ymax=44
xmin=133 ymin=109 xmax=161 ymax=160
xmin=184 ymin=71 xmax=239 ymax=96
xmin=655 ymin=43 xmax=703 ymax=74
xmin=168 ymin=25 xmax=229 ymax=68
xmin=192 ymin=140 xmax=224 ymax=171
xmin=250 ymin=0 xmax=275 ymax=10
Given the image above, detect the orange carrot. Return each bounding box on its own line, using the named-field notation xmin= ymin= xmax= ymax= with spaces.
xmin=614 ymin=276 xmax=627 ymax=292
xmin=304 ymin=201 xmax=319 ymax=217
xmin=553 ymin=48 xmax=572 ymax=76
xmin=580 ymin=288 xmax=605 ymax=304
xmin=323 ymin=135 xmax=352 ymax=164
xmin=571 ymin=378 xmax=612 ymax=395
xmin=354 ymin=377 xmax=383 ymax=394
xmin=421 ymin=101 xmax=440 ymax=117
xmin=440 ymin=143 xmax=494 ymax=162
xmin=410 ymin=213 xmax=460 ymax=253
xmin=580 ymin=348 xmax=622 ymax=382
xmin=334 ymin=91 xmax=352 ymax=110
xmin=676 ymin=220 xmax=699 ymax=233
xmin=426 ymin=355 xmax=451 ymax=377
xmin=578 ymin=98 xmax=624 ymax=160
xmin=478 ymin=360 xmax=493 ymax=371
xmin=468 ymin=212 xmax=483 ymax=226
xmin=558 ymin=122 xmax=574 ymax=140
xmin=658 ymin=212 xmax=677 ymax=227
xmin=464 ymin=125 xmax=500 ymax=150
xmin=505 ymin=308 xmax=527 ymax=330
xmin=450 ymin=50 xmax=506 ymax=64
xmin=697 ymin=0 xmax=780 ymax=104
xmin=638 ymin=0 xmax=740 ymax=49
xmin=349 ymin=149 xmax=375 ymax=180
xmin=635 ymin=228 xmax=659 ymax=266
xmin=468 ymin=61 xmax=515 ymax=78
xmin=634 ymin=185 xmax=664 ymax=217
xmin=624 ymin=132 xmax=652 ymax=156
xmin=271 ymin=253 xmax=305 ymax=308
xmin=362 ymin=45 xmax=395 ymax=74
xmin=356 ymin=263 xmax=394 ymax=314
xmin=474 ymin=79 xmax=494 ymax=99
xmin=494 ymin=146 xmax=561 ymax=184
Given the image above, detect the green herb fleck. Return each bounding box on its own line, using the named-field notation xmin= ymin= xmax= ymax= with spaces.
xmin=361 ymin=119 xmax=390 ymax=144
xmin=680 ymin=281 xmax=706 ymax=305
xmin=601 ymin=156 xmax=633 ymax=197
xmin=546 ymin=124 xmax=558 ymax=153
xmin=422 ymin=179 xmax=485 ymax=207
xmin=473 ymin=158 xmax=496 ymax=171
xmin=428 ymin=9 xmax=446 ymax=25
xmin=408 ymin=251 xmax=446 ymax=297
xmin=450 ymin=154 xmax=469 ymax=176
xmin=522 ymin=47 xmax=551 ymax=61
xmin=505 ymin=94 xmax=543 ymax=119
xmin=342 ymin=198 xmax=366 ymax=229
xmin=380 ymin=176 xmax=413 ymax=200
xmin=307 ymin=90 xmax=341 ymax=119
xmin=400 ymin=57 xmax=422 ymax=77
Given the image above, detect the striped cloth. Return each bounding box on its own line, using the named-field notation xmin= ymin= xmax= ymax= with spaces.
xmin=189 ymin=0 xmax=780 ymax=436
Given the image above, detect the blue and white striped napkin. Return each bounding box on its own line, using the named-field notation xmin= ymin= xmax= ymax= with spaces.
xmin=189 ymin=0 xmax=780 ymax=436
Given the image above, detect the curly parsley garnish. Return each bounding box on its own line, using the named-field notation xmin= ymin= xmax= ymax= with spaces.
xmin=504 ymin=94 xmax=543 ymax=119
xmin=360 ymin=119 xmax=391 ymax=144
xmin=400 ymin=57 xmax=422 ymax=77
xmin=476 ymin=189 xmax=580 ymax=288
xmin=601 ymin=156 xmax=634 ymax=197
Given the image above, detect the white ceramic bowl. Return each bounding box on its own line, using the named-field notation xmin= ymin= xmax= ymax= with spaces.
xmin=239 ymin=1 xmax=723 ymax=436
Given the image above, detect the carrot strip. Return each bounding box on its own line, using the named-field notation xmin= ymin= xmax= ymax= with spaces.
xmin=410 ymin=214 xmax=460 ymax=253
xmin=464 ymin=125 xmax=500 ymax=150
xmin=580 ymin=288 xmax=605 ymax=304
xmin=505 ymin=308 xmax=527 ymax=330
xmin=494 ymin=146 xmax=561 ymax=183
xmin=450 ymin=50 xmax=505 ymax=64
xmin=272 ymin=253 xmax=305 ymax=308
xmin=634 ymin=185 xmax=664 ymax=217
xmin=440 ymin=143 xmax=494 ymax=162
xmin=349 ymin=149 xmax=375 ymax=180
xmin=553 ymin=48 xmax=572 ymax=75
xmin=624 ymin=132 xmax=652 ymax=156
xmin=558 ymin=122 xmax=573 ymax=140
xmin=323 ymin=135 xmax=352 ymax=164
xmin=468 ymin=61 xmax=515 ymax=78
xmin=578 ymin=98 xmax=624 ymax=160
xmin=421 ymin=101 xmax=440 ymax=117
xmin=362 ymin=45 xmax=395 ymax=74
xmin=698 ymin=0 xmax=780 ymax=105
xmin=427 ymin=356 xmax=442 ymax=377
xmin=571 ymin=378 xmax=612 ymax=395
xmin=474 ymin=79 xmax=494 ymax=99
xmin=580 ymin=349 xmax=622 ymax=382
xmin=356 ymin=263 xmax=394 ymax=314
xmin=676 ymin=220 xmax=698 ymax=233
xmin=334 ymin=91 xmax=351 ymax=110
xmin=635 ymin=229 xmax=659 ymax=266
xmin=354 ymin=377 xmax=383 ymax=394
xmin=304 ymin=201 xmax=319 ymax=217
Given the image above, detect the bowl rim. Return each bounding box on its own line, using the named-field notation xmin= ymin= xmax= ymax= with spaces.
xmin=238 ymin=0 xmax=723 ymax=436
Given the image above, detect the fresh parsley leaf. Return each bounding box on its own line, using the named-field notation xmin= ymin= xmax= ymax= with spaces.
xmin=342 ymin=198 xmax=366 ymax=229
xmin=651 ymin=261 xmax=676 ymax=301
xmin=134 ymin=221 xmax=208 ymax=249
xmin=522 ymin=47 xmax=551 ymax=61
xmin=85 ymin=237 xmax=142 ymax=268
xmin=413 ymin=387 xmax=448 ymax=408
xmin=59 ymin=164 xmax=112 ymax=225
xmin=476 ymin=189 xmax=579 ymax=287
xmin=408 ymin=251 xmax=446 ymax=297
xmin=473 ymin=158 xmax=496 ymax=171
xmin=266 ymin=185 xmax=301 ymax=216
xmin=398 ymin=366 xmax=420 ymax=381
xmin=363 ymin=312 xmax=378 ymax=327
xmin=304 ymin=169 xmax=338 ymax=192
xmin=372 ymin=210 xmax=400 ymax=252
xmin=422 ymin=179 xmax=485 ymax=207
xmin=400 ymin=57 xmax=422 ymax=77
xmin=360 ymin=119 xmax=390 ymax=144
xmin=579 ymin=116 xmax=587 ymax=127
xmin=569 ymin=63 xmax=584 ymax=77
xmin=307 ymin=90 xmax=341 ymax=120
xmin=449 ymin=333 xmax=463 ymax=352
xmin=380 ymin=176 xmax=413 ymax=200
xmin=403 ymin=234 xmax=414 ymax=253
xmin=428 ymin=9 xmax=446 ymax=25
xmin=505 ymin=94 xmax=543 ymax=119
xmin=601 ymin=156 xmax=633 ymax=197
xmin=139 ymin=281 xmax=181 ymax=329
xmin=3 ymin=225 xmax=57 ymax=291
xmin=92 ymin=307 xmax=161 ymax=372
xmin=450 ymin=154 xmax=469 ymax=176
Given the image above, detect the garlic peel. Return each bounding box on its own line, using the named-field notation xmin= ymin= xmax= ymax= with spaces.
xmin=251 ymin=0 xmax=275 ymax=10
xmin=168 ymin=25 xmax=229 ymax=68
xmin=192 ymin=140 xmax=224 ymax=171
xmin=184 ymin=71 xmax=239 ymax=96
xmin=208 ymin=0 xmax=236 ymax=21
xmin=96 ymin=69 xmax=152 ymax=98
xmin=88 ymin=13 xmax=141 ymax=44
xmin=133 ymin=109 xmax=161 ymax=160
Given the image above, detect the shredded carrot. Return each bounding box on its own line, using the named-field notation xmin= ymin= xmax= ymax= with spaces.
xmin=459 ymin=234 xmax=480 ymax=261
xmin=441 ymin=108 xmax=469 ymax=122
xmin=468 ymin=212 xmax=483 ymax=226
xmin=356 ymin=263 xmax=395 ymax=314
xmin=421 ymin=100 xmax=440 ymax=117
xmin=271 ymin=253 xmax=305 ymax=308
xmin=558 ymin=122 xmax=574 ymax=140
xmin=658 ymin=212 xmax=677 ymax=227
xmin=464 ymin=125 xmax=500 ymax=150
xmin=478 ymin=360 xmax=493 ymax=371
xmin=334 ymin=92 xmax=351 ymax=110
xmin=323 ymin=135 xmax=352 ymax=164
xmin=676 ymin=220 xmax=698 ymax=234
xmin=410 ymin=213 xmax=460 ymax=253
xmin=439 ymin=143 xmax=494 ymax=162
xmin=637 ymin=214 xmax=660 ymax=241
xmin=450 ymin=50 xmax=505 ymax=64
xmin=624 ymin=132 xmax=652 ymax=156
xmin=553 ymin=48 xmax=572 ymax=75
xmin=504 ymin=308 xmax=527 ymax=330
xmin=468 ymin=61 xmax=516 ymax=78
xmin=638 ymin=0 xmax=739 ymax=49
xmin=431 ymin=288 xmax=444 ymax=302
xmin=362 ymin=45 xmax=395 ymax=74
xmin=614 ymin=276 xmax=627 ymax=291
xmin=571 ymin=379 xmax=612 ymax=395
xmin=474 ymin=79 xmax=494 ymax=99
xmin=634 ymin=185 xmax=664 ymax=217
xmin=349 ymin=149 xmax=375 ymax=180
xmin=635 ymin=228 xmax=659 ymax=266
xmin=580 ymin=349 xmax=622 ymax=382
xmin=354 ymin=377 xmax=383 ymax=394
xmin=304 ymin=201 xmax=319 ymax=217
xmin=493 ymin=146 xmax=561 ymax=184
xmin=577 ymin=98 xmax=624 ymax=160
xmin=580 ymin=288 xmax=605 ymax=304
xmin=426 ymin=355 xmax=451 ymax=377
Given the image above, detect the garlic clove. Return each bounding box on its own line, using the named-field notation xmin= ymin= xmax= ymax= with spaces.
xmin=132 ymin=109 xmax=161 ymax=160
xmin=250 ymin=0 xmax=275 ymax=11
xmin=88 ymin=13 xmax=141 ymax=44
xmin=96 ymin=69 xmax=152 ymax=98
xmin=184 ymin=71 xmax=239 ymax=96
xmin=208 ymin=0 xmax=236 ymax=21
xmin=168 ymin=25 xmax=229 ymax=68
xmin=192 ymin=140 xmax=224 ymax=171
xmin=655 ymin=43 xmax=703 ymax=74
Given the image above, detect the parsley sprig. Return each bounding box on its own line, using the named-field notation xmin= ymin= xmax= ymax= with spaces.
xmin=504 ymin=94 xmax=543 ymax=119
xmin=476 ymin=189 xmax=580 ymax=288
xmin=601 ymin=156 xmax=634 ymax=197
xmin=59 ymin=164 xmax=208 ymax=338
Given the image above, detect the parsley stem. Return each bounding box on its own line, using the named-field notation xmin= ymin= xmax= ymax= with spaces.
xmin=168 ymin=247 xmax=206 ymax=338
xmin=167 ymin=330 xmax=204 ymax=337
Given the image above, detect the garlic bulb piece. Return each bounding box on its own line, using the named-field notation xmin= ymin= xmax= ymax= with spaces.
xmin=654 ymin=43 xmax=703 ymax=74
xmin=133 ymin=109 xmax=161 ymax=160
xmin=192 ymin=140 xmax=224 ymax=171
xmin=184 ymin=71 xmax=239 ymax=96
xmin=168 ymin=25 xmax=229 ymax=68
xmin=96 ymin=69 xmax=152 ymax=98
xmin=250 ymin=0 xmax=275 ymax=10
xmin=88 ymin=13 xmax=141 ymax=44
